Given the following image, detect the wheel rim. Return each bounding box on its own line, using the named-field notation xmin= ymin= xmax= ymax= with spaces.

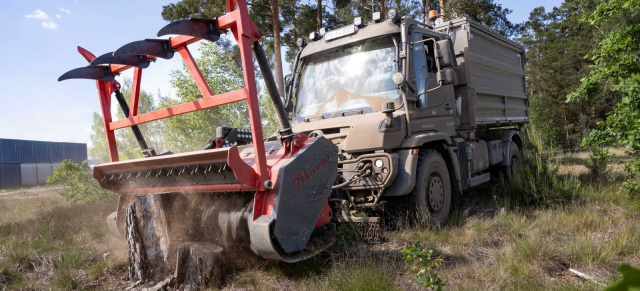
xmin=428 ymin=174 xmax=444 ymax=212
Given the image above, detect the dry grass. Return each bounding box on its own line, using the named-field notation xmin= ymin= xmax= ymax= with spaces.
xmin=557 ymin=148 xmax=632 ymax=180
xmin=0 ymin=190 xmax=126 ymax=290
xmin=0 ymin=149 xmax=638 ymax=290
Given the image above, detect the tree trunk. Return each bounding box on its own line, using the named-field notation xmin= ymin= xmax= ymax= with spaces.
xmin=270 ymin=0 xmax=285 ymax=97
xmin=379 ymin=0 xmax=387 ymax=19
xmin=563 ymin=103 xmax=570 ymax=140
xmin=316 ymin=0 xmax=322 ymax=31
xmin=422 ymin=0 xmax=432 ymax=23
xmin=439 ymin=0 xmax=445 ymax=22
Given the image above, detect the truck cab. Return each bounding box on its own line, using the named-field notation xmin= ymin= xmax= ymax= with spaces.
xmin=285 ymin=11 xmax=528 ymax=225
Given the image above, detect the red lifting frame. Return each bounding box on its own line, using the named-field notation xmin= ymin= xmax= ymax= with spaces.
xmin=86 ymin=0 xmax=269 ymax=190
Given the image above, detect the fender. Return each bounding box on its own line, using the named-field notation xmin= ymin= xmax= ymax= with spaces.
xmin=500 ymin=129 xmax=522 ymax=167
xmin=401 ymin=132 xmax=452 ymax=148
xmin=403 ymin=132 xmax=461 ymax=193
xmin=384 ymin=132 xmax=462 ymax=197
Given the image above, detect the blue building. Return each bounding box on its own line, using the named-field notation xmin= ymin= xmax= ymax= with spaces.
xmin=0 ymin=138 xmax=87 ymax=188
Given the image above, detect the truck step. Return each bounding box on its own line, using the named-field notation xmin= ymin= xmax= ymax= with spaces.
xmin=469 ymin=173 xmax=491 ymax=187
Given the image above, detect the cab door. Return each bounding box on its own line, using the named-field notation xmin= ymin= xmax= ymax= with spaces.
xmin=407 ymin=31 xmax=456 ymax=135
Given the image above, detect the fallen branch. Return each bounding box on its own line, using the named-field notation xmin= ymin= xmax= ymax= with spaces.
xmin=125 ymin=280 xmax=143 ymax=290
xmin=143 ymin=276 xmax=174 ymax=291
xmin=569 ymin=268 xmax=604 ymax=285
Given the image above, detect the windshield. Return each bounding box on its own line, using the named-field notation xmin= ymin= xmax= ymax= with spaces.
xmin=294 ymin=37 xmax=401 ymax=123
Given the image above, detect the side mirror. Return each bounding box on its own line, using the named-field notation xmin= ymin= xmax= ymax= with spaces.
xmin=435 ymin=39 xmax=455 ymax=68
xmin=437 ymin=67 xmax=457 ymax=85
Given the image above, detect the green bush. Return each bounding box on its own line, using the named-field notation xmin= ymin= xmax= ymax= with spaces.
xmin=586 ymin=147 xmax=613 ymax=177
xmin=401 ymin=241 xmax=446 ymax=290
xmin=606 ymin=264 xmax=640 ymax=291
xmin=495 ymin=125 xmax=581 ymax=207
xmin=47 ymin=160 xmax=114 ymax=203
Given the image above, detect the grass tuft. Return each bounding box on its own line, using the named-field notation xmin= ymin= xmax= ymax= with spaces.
xmin=494 ymin=125 xmax=582 ymax=207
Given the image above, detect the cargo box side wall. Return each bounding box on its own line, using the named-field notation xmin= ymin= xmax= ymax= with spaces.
xmin=439 ymin=18 xmax=528 ymax=128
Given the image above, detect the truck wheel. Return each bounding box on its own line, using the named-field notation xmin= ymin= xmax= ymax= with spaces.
xmin=502 ymin=141 xmax=522 ymax=180
xmin=410 ymin=150 xmax=452 ymax=227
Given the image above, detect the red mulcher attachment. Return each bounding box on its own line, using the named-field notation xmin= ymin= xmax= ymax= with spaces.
xmin=59 ymin=0 xmax=337 ymax=287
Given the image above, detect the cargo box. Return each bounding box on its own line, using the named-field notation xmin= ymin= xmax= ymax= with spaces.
xmin=436 ymin=18 xmax=528 ymax=128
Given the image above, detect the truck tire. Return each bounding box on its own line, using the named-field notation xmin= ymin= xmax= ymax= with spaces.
xmin=397 ymin=149 xmax=452 ymax=227
xmin=502 ymin=141 xmax=522 ymax=180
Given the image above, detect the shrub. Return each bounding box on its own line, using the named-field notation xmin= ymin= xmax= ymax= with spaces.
xmin=606 ymin=264 xmax=640 ymax=291
xmin=401 ymin=241 xmax=446 ymax=290
xmin=494 ymin=125 xmax=581 ymax=207
xmin=585 ymin=147 xmax=613 ymax=177
xmin=47 ymin=160 xmax=114 ymax=203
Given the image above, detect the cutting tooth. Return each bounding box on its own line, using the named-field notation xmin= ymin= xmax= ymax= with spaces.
xmin=109 ymin=174 xmax=116 ymax=181
xmin=156 ymin=169 xmax=164 ymax=177
xmin=135 ymin=172 xmax=141 ymax=179
xmin=157 ymin=18 xmax=221 ymax=42
xmin=58 ymin=66 xmax=117 ymax=82
xmin=191 ymin=166 xmax=199 ymax=175
xmin=90 ymin=51 xmax=152 ymax=68
xmin=113 ymin=39 xmax=174 ymax=59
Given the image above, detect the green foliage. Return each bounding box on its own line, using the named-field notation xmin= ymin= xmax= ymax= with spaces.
xmin=89 ymin=78 xmax=161 ymax=162
xmin=160 ymin=40 xmax=279 ymax=152
xmin=115 ymin=79 xmax=164 ymax=161
xmin=585 ymin=147 xmax=614 ymax=177
xmin=401 ymin=241 xmax=446 ymax=290
xmin=495 ymin=125 xmax=581 ymax=207
xmin=89 ymin=112 xmax=109 ymax=163
xmin=46 ymin=160 xmax=113 ymax=203
xmin=567 ymin=0 xmax=640 ymax=196
xmin=606 ymin=264 xmax=640 ymax=291
xmin=521 ymin=0 xmax=608 ymax=151
xmin=443 ymin=0 xmax=521 ymax=36
xmin=334 ymin=222 xmax=358 ymax=251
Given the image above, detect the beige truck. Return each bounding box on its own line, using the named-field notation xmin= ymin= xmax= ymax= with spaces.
xmin=286 ymin=12 xmax=528 ymax=226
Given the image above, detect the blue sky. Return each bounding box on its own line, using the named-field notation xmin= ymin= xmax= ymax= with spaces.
xmin=0 ymin=0 xmax=562 ymax=146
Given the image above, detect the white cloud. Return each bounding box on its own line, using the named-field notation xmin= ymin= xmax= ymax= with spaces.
xmin=58 ymin=7 xmax=72 ymax=14
xmin=55 ymin=14 xmax=61 ymax=18
xmin=25 ymin=9 xmax=49 ymax=20
xmin=41 ymin=20 xmax=59 ymax=29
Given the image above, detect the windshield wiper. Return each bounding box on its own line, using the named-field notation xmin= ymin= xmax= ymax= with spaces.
xmin=332 ymin=109 xmax=364 ymax=118
xmin=304 ymin=114 xmax=325 ymax=122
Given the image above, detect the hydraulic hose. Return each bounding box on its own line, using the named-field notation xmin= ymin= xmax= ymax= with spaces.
xmin=113 ymin=90 xmax=154 ymax=156
xmin=252 ymin=41 xmax=294 ymax=142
